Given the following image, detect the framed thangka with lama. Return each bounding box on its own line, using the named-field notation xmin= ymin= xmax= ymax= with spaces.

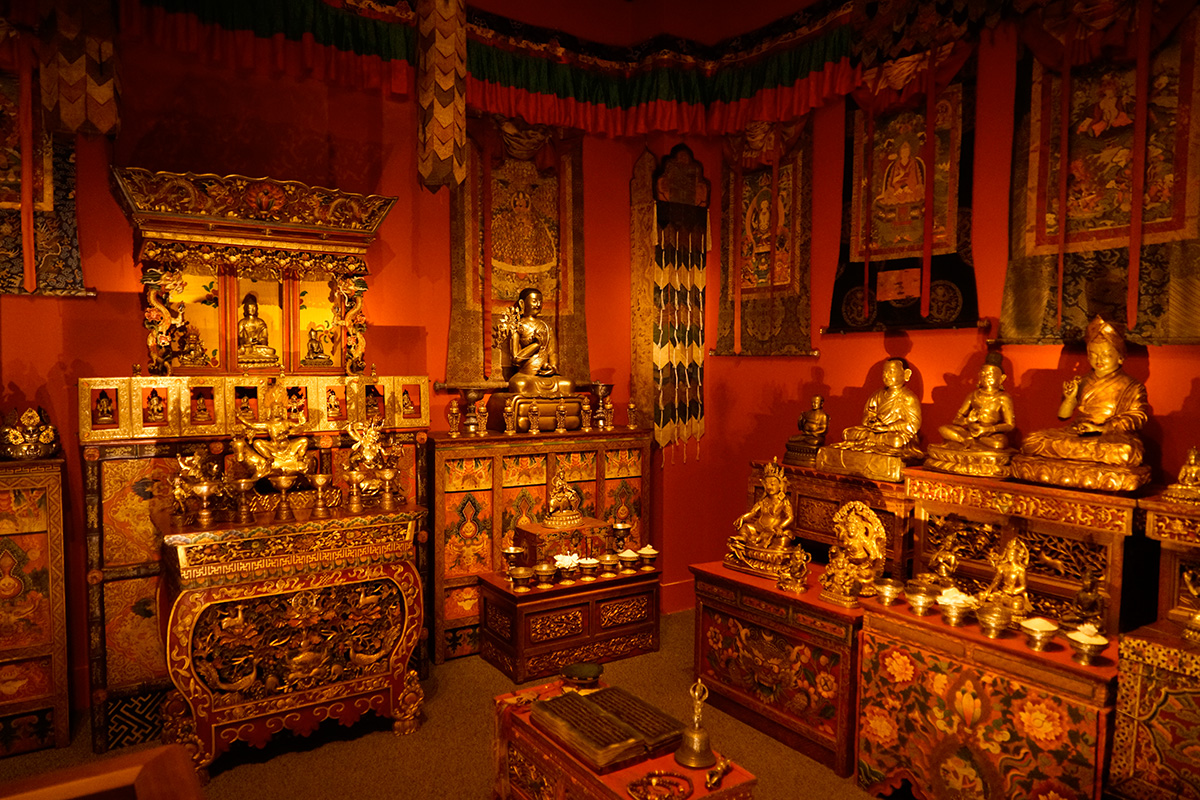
xmin=828 ymin=77 xmax=979 ymax=332
xmin=715 ymin=121 xmax=814 ymax=357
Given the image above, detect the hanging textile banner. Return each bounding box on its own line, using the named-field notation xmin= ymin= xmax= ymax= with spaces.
xmin=715 ymin=121 xmax=815 ymax=356
xmin=416 ymin=0 xmax=467 ymax=190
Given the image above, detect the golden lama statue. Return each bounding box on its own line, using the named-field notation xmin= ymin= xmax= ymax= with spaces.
xmin=925 ymin=353 xmax=1016 ymax=478
xmin=816 ymin=357 xmax=922 ymax=482
xmin=783 ymin=394 xmax=828 ymax=466
xmin=486 ymin=287 xmax=585 ymax=432
xmin=1010 ymin=316 xmax=1150 ymax=492
xmin=725 ymin=458 xmax=809 ymax=581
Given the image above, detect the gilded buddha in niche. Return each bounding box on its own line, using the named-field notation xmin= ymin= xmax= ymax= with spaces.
xmin=237 ymin=293 xmax=279 ymax=367
xmin=1011 ymin=316 xmax=1150 ymax=491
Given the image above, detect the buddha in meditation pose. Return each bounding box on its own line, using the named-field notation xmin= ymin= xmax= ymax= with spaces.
xmin=925 ymin=354 xmax=1017 ymax=478
xmin=978 ymin=537 xmax=1031 ymax=620
xmin=237 ymin=293 xmax=278 ymax=367
xmin=507 ymin=287 xmax=573 ymax=397
xmin=1012 ymin=316 xmax=1149 ymax=491
xmin=793 ymin=395 xmax=829 ymax=448
xmin=833 ymin=358 xmax=922 ymax=458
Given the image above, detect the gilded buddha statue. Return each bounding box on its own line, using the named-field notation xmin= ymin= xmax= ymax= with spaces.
xmin=783 ymin=395 xmax=829 ymax=466
xmin=925 ymin=353 xmax=1017 ymax=478
xmin=237 ymin=293 xmax=279 ymax=367
xmin=487 ymin=286 xmax=584 ymax=432
xmin=816 ymin=357 xmax=922 ymax=482
xmin=977 ymin=537 xmax=1032 ymax=622
xmin=1010 ymin=316 xmax=1150 ymax=492
xmin=725 ymin=458 xmax=809 ymax=580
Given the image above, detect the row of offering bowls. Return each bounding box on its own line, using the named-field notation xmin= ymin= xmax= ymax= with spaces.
xmin=508 ymin=551 xmax=658 ymax=592
xmin=872 ymin=578 xmax=1109 ymax=666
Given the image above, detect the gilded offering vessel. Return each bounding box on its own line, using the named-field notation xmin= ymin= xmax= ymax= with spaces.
xmin=533 ymin=563 xmax=557 ymax=589
xmin=268 ymin=473 xmax=298 ymax=522
xmin=597 ymin=553 xmax=619 ymax=577
xmin=1067 ymin=630 xmax=1108 ymax=666
xmin=578 ymin=558 xmax=599 ymax=581
xmin=874 ymin=578 xmax=904 ymax=605
xmin=191 ymin=480 xmax=220 ymax=528
xmin=509 ymin=567 xmax=534 ymax=592
xmin=558 ymin=562 xmax=579 ymax=585
xmin=939 ymin=601 xmax=971 ymax=626
xmin=233 ymin=477 xmax=258 ymax=524
xmin=377 ymin=467 xmax=398 ymax=510
xmin=637 ymin=544 xmax=659 ymax=570
xmin=905 ymin=590 xmax=937 ymax=616
xmin=1021 ymin=618 xmax=1061 ymax=651
xmin=345 ymin=468 xmax=368 ymax=514
xmin=617 ymin=550 xmax=640 ymax=574
xmin=309 ymin=473 xmax=332 ymax=519
xmin=611 ymin=521 xmax=633 ymax=553
xmin=501 ymin=546 xmax=525 ymax=579
xmin=977 ymin=605 xmax=1012 ymax=638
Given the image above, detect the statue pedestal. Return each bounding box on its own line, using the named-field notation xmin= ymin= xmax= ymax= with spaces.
xmin=486 ymin=393 xmax=585 ymax=433
xmin=815 ymin=445 xmax=914 ymax=483
xmin=783 ymin=439 xmax=820 ymax=466
xmin=924 ymin=442 xmax=1013 ymax=479
xmin=1009 ymin=454 xmax=1150 ymax=492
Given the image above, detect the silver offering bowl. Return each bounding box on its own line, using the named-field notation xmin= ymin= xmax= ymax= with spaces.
xmin=638 ymin=547 xmax=659 ymax=571
xmin=597 ymin=553 xmax=619 ymax=577
xmin=558 ymin=563 xmax=579 ymax=585
xmin=977 ymin=605 xmax=1012 ymax=639
xmin=905 ymin=590 xmax=937 ymax=616
xmin=618 ymin=552 xmax=640 ymax=574
xmin=1020 ymin=618 xmax=1060 ymax=652
xmin=1067 ymin=632 xmax=1108 ymax=666
xmin=579 ymin=558 xmax=600 ymax=581
xmin=501 ymin=546 xmax=525 ymax=580
xmin=509 ymin=567 xmax=534 ymax=593
xmin=611 ymin=521 xmax=633 ymax=553
xmin=939 ymin=602 xmax=971 ymax=627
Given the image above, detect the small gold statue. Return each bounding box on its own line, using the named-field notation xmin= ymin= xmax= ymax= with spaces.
xmin=1182 ymin=568 xmax=1200 ymax=644
xmin=1062 ymin=567 xmax=1106 ymax=634
xmin=725 ymin=458 xmax=809 ymax=579
xmin=776 ymin=548 xmax=812 ymax=594
xmin=544 ymin=472 xmax=583 ymax=529
xmin=927 ymin=529 xmax=962 ymax=588
xmin=236 ymin=293 xmax=280 ymax=367
xmin=925 ymin=353 xmax=1016 ymax=478
xmin=819 ymin=545 xmax=863 ymax=607
xmin=1163 ymin=446 xmax=1200 ymax=503
xmin=1011 ymin=316 xmax=1150 ymax=491
xmin=830 ymin=500 xmax=887 ymax=597
xmin=977 ymin=538 xmax=1032 ymax=622
xmin=349 ymin=419 xmax=386 ymax=470
xmin=816 ymin=358 xmax=922 ymax=482
xmin=784 ymin=395 xmax=828 ymax=466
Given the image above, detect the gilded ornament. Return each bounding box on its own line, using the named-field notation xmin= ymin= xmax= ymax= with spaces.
xmin=816 ymin=358 xmax=922 ymax=482
xmin=543 ymin=472 xmax=583 ymax=529
xmin=925 ymin=353 xmax=1016 ymax=478
xmin=447 ymin=400 xmax=461 ymax=437
xmin=0 ymin=407 xmax=60 ymax=460
xmin=725 ymin=458 xmax=810 ymax=580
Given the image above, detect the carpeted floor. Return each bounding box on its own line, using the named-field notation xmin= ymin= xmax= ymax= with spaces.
xmin=0 ymin=610 xmax=874 ymax=799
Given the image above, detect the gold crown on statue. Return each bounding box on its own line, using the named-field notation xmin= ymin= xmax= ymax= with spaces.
xmin=763 ymin=458 xmax=784 ymax=481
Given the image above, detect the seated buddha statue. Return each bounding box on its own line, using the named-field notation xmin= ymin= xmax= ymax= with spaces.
xmin=925 ymin=354 xmax=1017 ymax=478
xmin=507 ymin=287 xmax=573 ymax=397
xmin=784 ymin=395 xmax=828 ymax=466
xmin=816 ymin=358 xmax=922 ymax=482
xmin=237 ymin=293 xmax=279 ymax=367
xmin=1011 ymin=316 xmax=1150 ymax=491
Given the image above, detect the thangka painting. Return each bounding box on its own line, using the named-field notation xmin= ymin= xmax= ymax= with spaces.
xmin=0 ymin=75 xmax=86 ymax=296
xmin=447 ymin=117 xmax=588 ymax=385
xmin=1000 ymin=12 xmax=1200 ymax=344
xmin=828 ymin=83 xmax=978 ymax=332
xmin=715 ymin=124 xmax=813 ymax=356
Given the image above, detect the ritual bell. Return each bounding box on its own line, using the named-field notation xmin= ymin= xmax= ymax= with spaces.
xmin=674 ymin=678 xmax=717 ymax=768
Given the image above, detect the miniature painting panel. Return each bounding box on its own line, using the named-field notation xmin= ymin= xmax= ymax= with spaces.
xmin=554 ymin=451 xmax=596 ymax=482
xmin=851 ymin=84 xmax=962 ymax=262
xmin=393 ymin=376 xmax=430 ymax=428
xmin=1026 ymin=29 xmax=1199 ymax=255
xmin=0 ymin=484 xmax=49 ymax=532
xmin=443 ymin=491 xmax=493 ymax=576
xmin=443 ymin=625 xmax=478 ymax=659
xmin=283 ymin=378 xmax=314 ymax=426
xmin=501 ymin=455 xmax=547 ymax=487
xmin=0 ymin=707 xmax=55 ymax=757
xmin=739 ymin=164 xmax=795 ymax=293
xmin=444 ymin=458 xmax=492 ymax=492
xmin=604 ymin=449 xmax=644 ymax=479
xmin=231 ymin=383 xmax=261 ymax=424
xmin=443 ymin=586 xmax=480 ymax=621
xmin=606 ymin=480 xmax=643 ymax=546
xmin=132 ymin=377 xmax=182 ymax=437
xmin=79 ymin=379 xmax=132 ymax=442
xmin=184 ymin=384 xmax=220 ymax=432
xmin=0 ymin=530 xmax=53 ymax=651
xmin=500 ymin=485 xmax=546 ymax=547
xmin=363 ymin=382 xmax=388 ymax=423
xmin=297 ymin=278 xmax=343 ymax=371
xmin=101 ymin=458 xmax=173 ymax=566
xmin=103 ymin=576 xmax=168 ymax=688
xmin=569 ymin=481 xmax=597 ymax=520
xmin=170 ymin=266 xmax=221 ymax=370
xmin=319 ymin=379 xmax=349 ymax=429
xmin=0 ymin=76 xmax=52 ymax=212
xmin=234 ymin=278 xmax=283 ymax=371
xmin=0 ymin=657 xmax=53 ymax=705
xmin=139 ymin=386 xmax=169 ymax=428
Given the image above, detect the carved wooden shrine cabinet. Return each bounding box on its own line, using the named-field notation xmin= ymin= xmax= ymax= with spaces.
xmin=691 ymin=562 xmax=862 ymax=777
xmin=748 ymin=461 xmax=913 ymax=579
xmin=161 ymin=504 xmax=425 ymax=776
xmin=905 ymin=468 xmax=1148 ymax=636
xmin=432 ymin=429 xmax=652 ymax=662
xmin=1108 ymin=496 xmax=1200 ymax=798
xmin=495 ymin=681 xmax=757 ymax=800
xmin=479 ymin=568 xmax=660 ymax=683
xmin=857 ymin=602 xmax=1117 ymax=800
xmin=0 ymin=460 xmax=69 ymax=757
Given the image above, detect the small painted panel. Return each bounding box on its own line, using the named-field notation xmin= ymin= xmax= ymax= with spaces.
xmin=605 ymin=479 xmax=643 ymax=547
xmin=1112 ymin=658 xmax=1200 ymax=798
xmin=604 ymin=448 xmax=643 ymax=479
xmin=0 ymin=485 xmax=49 ymax=531
xmin=0 ymin=656 xmax=53 ymax=705
xmin=500 ymin=486 xmax=546 ymax=548
xmin=0 ymin=706 xmax=55 ymax=756
xmin=857 ymin=629 xmax=1103 ymax=799
xmin=571 ymin=481 xmax=597 ymax=521
xmin=101 ymin=458 xmax=173 ymax=566
xmin=391 ymin=443 xmax=418 ymax=503
xmin=443 ymin=491 xmax=493 ymax=576
xmin=444 ymin=585 xmax=480 ymax=621
xmin=445 ymin=458 xmax=493 ymax=492
xmin=443 ymin=624 xmax=479 ymax=659
xmin=502 ymin=455 xmax=547 ymax=487
xmin=103 ymin=576 xmax=168 ymax=688
xmin=699 ymin=607 xmax=842 ymax=742
xmin=554 ymin=452 xmax=596 ymax=482
xmin=0 ymin=529 xmax=52 ymax=651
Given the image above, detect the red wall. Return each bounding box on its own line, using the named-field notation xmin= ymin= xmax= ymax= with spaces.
xmin=3 ymin=15 xmax=1198 ymax=711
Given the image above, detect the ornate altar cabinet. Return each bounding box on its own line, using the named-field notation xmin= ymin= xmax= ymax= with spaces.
xmin=857 ymin=602 xmax=1117 ymax=800
xmin=161 ymin=504 xmax=425 ymax=776
xmin=0 ymin=459 xmax=69 ymax=757
xmin=905 ymin=468 xmax=1150 ymax=636
xmin=494 ymin=680 xmax=757 ymax=800
xmin=690 ymin=562 xmax=862 ymax=778
xmin=479 ymin=568 xmax=660 ymax=683
xmin=432 ymin=429 xmax=652 ymax=662
xmin=748 ymin=461 xmax=913 ymax=579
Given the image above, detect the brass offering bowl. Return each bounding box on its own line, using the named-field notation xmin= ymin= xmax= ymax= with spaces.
xmin=637 ymin=545 xmax=659 ymax=571
xmin=558 ymin=563 xmax=579 ymax=585
xmin=1020 ymin=618 xmax=1060 ymax=652
xmin=578 ymin=558 xmax=600 ymax=581
xmin=1067 ymin=631 xmax=1108 ymax=666
xmin=939 ymin=602 xmax=971 ymax=626
xmin=977 ymin=605 xmax=1012 ymax=639
xmin=533 ymin=563 xmax=557 ymax=589
xmin=905 ymin=590 xmax=937 ymax=616
xmin=597 ymin=553 xmax=619 ymax=577
xmin=509 ymin=567 xmax=534 ymax=593
xmin=874 ymin=578 xmax=904 ymax=605
xmin=618 ymin=552 xmax=640 ymax=574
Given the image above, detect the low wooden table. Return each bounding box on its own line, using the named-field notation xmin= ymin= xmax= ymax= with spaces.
xmin=690 ymin=561 xmax=863 ymax=777
xmin=494 ymin=680 xmax=756 ymax=800
xmin=857 ymin=602 xmax=1117 ymax=799
xmin=479 ymin=568 xmax=660 ymax=682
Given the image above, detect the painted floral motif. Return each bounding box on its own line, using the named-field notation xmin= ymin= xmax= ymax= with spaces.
xmin=883 ymin=649 xmax=914 ymax=683
xmin=1017 ymin=699 xmax=1065 ymax=747
xmin=863 ymin=705 xmax=899 ymax=748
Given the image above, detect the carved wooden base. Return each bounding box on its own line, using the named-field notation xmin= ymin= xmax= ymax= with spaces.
xmin=924 ymin=443 xmax=1012 ymax=478
xmin=782 ymin=441 xmax=819 ymax=467
xmin=1010 ymin=454 xmax=1151 ymax=492
xmin=487 ymin=393 xmax=585 ymax=433
xmin=723 ymin=537 xmax=799 ymax=580
xmin=815 ymin=446 xmax=913 ymax=483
